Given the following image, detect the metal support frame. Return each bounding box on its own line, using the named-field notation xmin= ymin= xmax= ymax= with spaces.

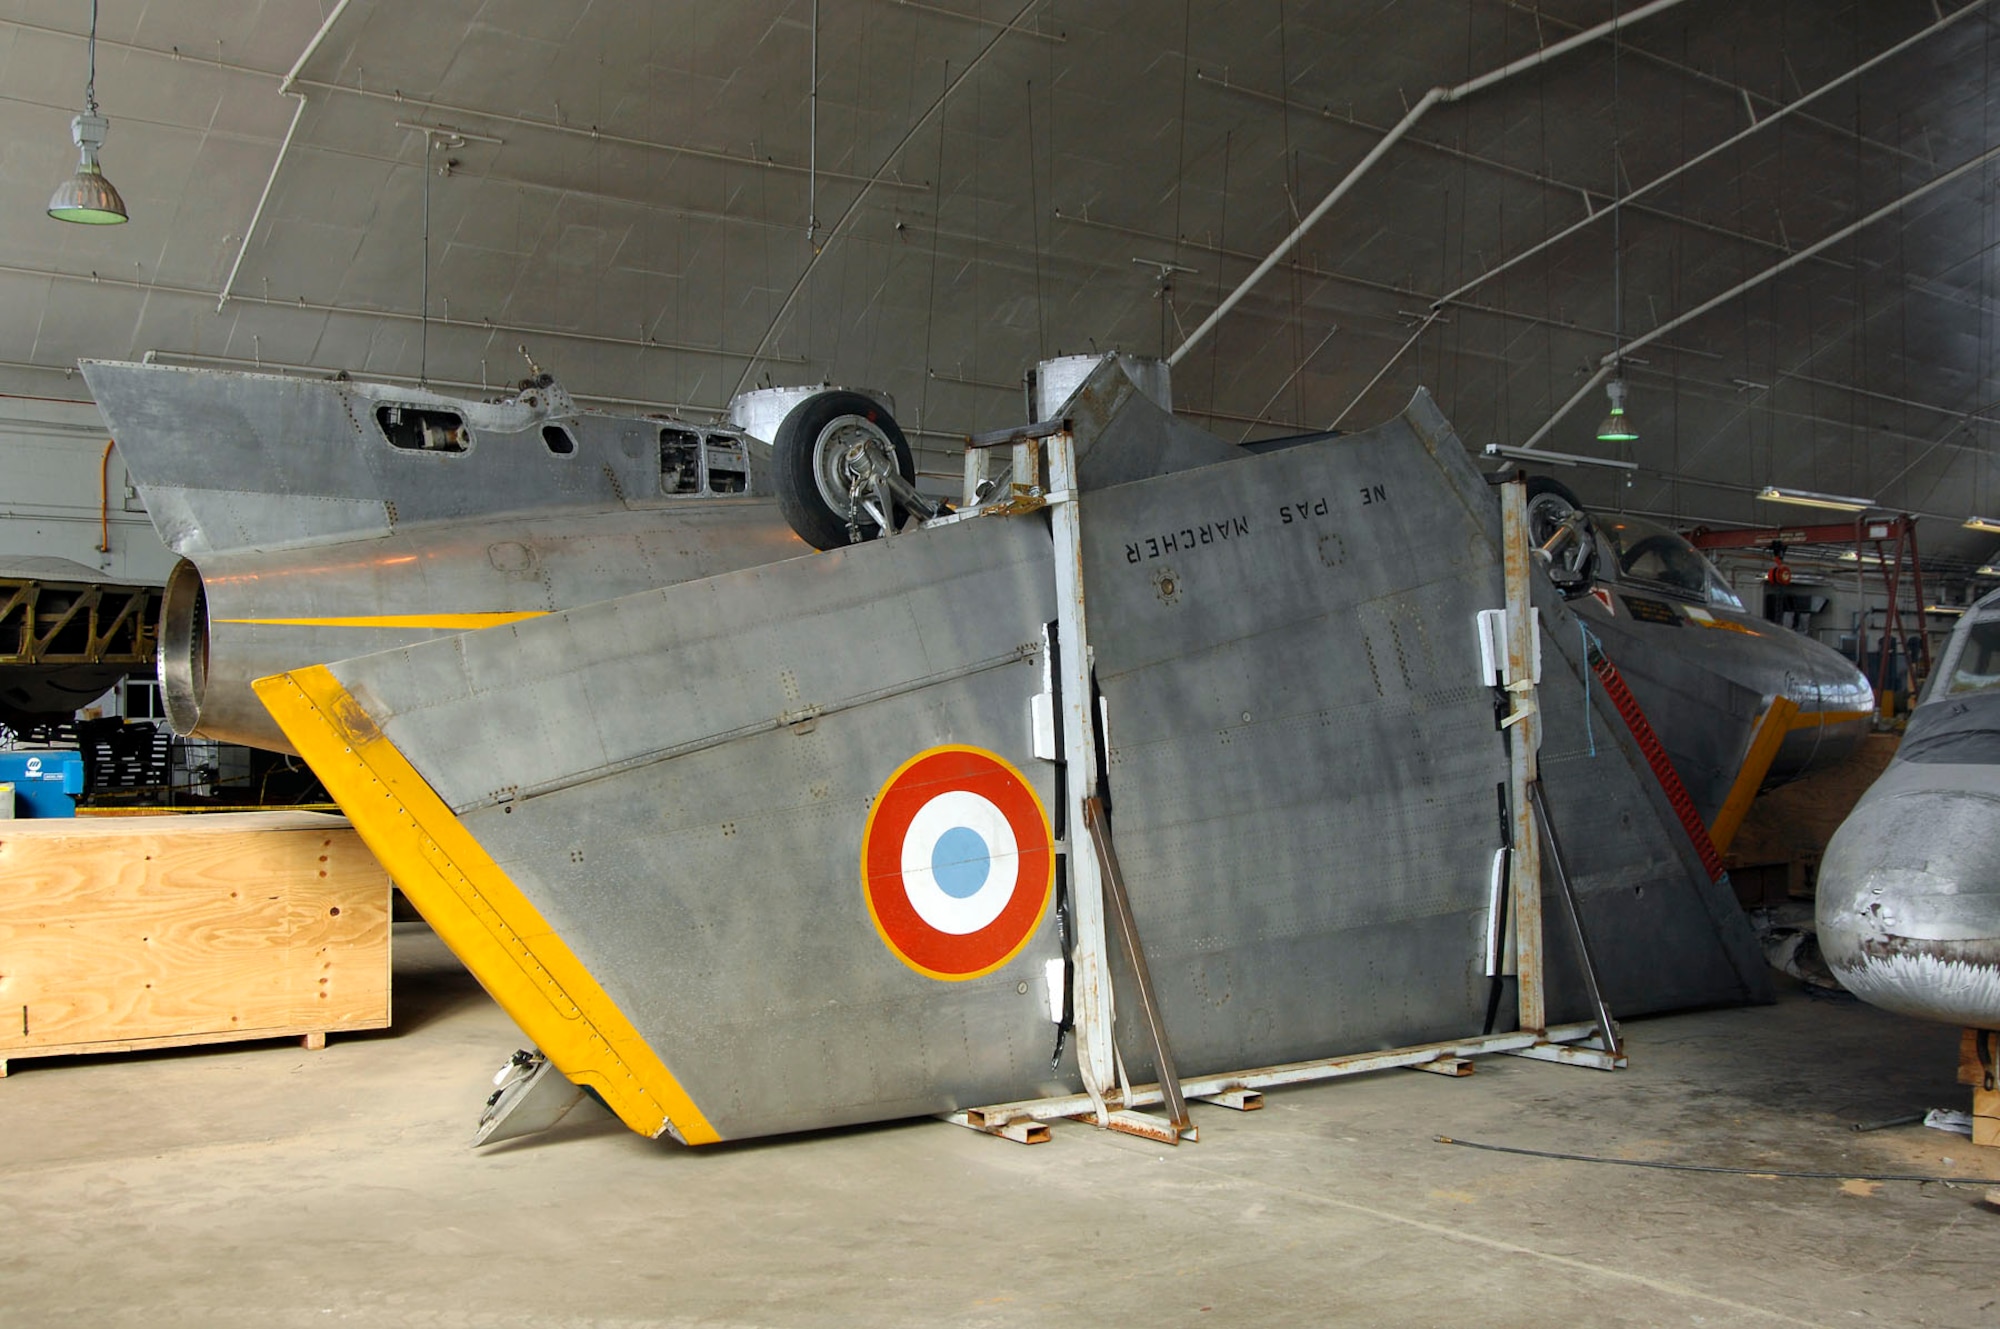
xmin=1498 ymin=478 xmax=1626 ymax=1070
xmin=1516 ymin=142 xmax=2000 ymax=452
xmin=1684 ymin=515 xmax=1910 ymax=550
xmin=1685 ymin=513 xmax=1931 ymax=697
xmin=1868 ymin=519 xmax=1930 ymax=698
xmin=1085 ymin=795 xmax=1192 ymax=1137
xmin=1428 ymin=3 xmax=1991 ymax=321
xmin=937 ymin=462 xmax=1619 ymax=1148
xmin=1169 ymin=0 xmax=1693 ymax=366
xmin=940 ymin=1021 xmax=1622 ymax=1140
xmin=1528 ymin=780 xmax=1622 ymax=1060
xmin=1500 ymin=479 xmax=1548 ymax=1034
xmin=1042 ymin=428 xmax=1117 ymax=1118
xmin=0 ymin=574 xmax=155 ymax=668
xmin=217 ymin=0 xmax=352 ymax=311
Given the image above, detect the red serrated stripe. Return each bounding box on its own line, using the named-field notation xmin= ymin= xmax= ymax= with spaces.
xmin=1590 ymin=650 xmax=1727 ymax=883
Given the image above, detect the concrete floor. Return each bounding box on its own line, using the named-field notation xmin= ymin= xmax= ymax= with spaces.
xmin=2 ymin=923 xmax=1996 ymax=1327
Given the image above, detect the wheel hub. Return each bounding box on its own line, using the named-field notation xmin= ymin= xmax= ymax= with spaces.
xmin=812 ymin=414 xmax=898 ymax=514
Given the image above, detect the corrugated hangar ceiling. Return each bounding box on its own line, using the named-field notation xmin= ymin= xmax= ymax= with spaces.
xmin=3 ymin=1 xmax=1999 ymax=562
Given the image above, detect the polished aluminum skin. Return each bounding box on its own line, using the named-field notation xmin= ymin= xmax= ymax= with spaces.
xmin=285 ymin=365 xmax=1766 ymax=1142
xmin=79 ymin=360 xmax=806 ymax=752
xmin=1818 ymin=588 xmax=2000 ymax=1029
xmin=1533 ymin=498 xmax=1874 ymax=823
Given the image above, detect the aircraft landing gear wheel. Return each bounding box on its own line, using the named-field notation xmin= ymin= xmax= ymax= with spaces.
xmin=1523 ymin=475 xmax=1599 ymax=589
xmin=771 ymin=390 xmax=919 ymax=551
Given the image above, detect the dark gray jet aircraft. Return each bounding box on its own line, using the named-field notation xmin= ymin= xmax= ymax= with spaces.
xmin=1520 ymin=481 xmax=1874 ymax=825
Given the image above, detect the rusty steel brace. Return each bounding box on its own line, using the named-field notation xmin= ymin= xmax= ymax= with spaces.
xmin=1528 ymin=779 xmax=1622 ymax=1059
xmin=1084 ymin=794 xmax=1194 ymax=1140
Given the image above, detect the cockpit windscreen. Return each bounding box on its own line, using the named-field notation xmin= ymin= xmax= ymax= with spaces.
xmin=1599 ymin=517 xmax=1743 ymax=609
xmin=1943 ymin=616 xmax=2000 ymax=696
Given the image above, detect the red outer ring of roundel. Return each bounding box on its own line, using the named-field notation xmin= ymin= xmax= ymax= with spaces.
xmin=861 ymin=745 xmax=1054 ymax=981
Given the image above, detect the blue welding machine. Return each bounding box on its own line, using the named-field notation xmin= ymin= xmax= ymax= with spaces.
xmin=0 ymin=750 xmax=86 ymax=818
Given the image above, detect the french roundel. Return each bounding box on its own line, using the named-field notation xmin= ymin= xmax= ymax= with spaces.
xmin=862 ymin=745 xmax=1054 ymax=981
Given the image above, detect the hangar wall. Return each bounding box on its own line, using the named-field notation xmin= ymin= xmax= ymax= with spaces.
xmin=0 ymin=391 xmax=173 ymax=584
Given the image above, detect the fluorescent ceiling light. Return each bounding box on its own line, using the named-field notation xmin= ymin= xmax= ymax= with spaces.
xmin=1925 ymin=604 xmax=1967 ymax=616
xmin=1978 ymin=564 xmax=2000 ymax=578
xmin=1837 ymin=550 xmax=1889 ymax=566
xmin=1964 ymin=516 xmax=2000 ymax=534
xmin=1756 ymin=485 xmax=1873 ymax=513
xmin=1485 ymin=443 xmax=1639 ymax=472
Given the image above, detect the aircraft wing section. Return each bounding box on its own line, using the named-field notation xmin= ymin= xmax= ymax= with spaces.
xmin=1060 ymin=354 xmax=1243 ymax=488
xmin=258 ymin=388 xmax=1767 ymax=1146
xmin=1077 ymin=394 xmax=1768 ymax=1084
xmin=259 ymin=516 xmax=1065 ymax=1143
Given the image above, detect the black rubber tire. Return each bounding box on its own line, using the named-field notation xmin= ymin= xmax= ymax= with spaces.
xmin=1524 ymin=474 xmax=1584 ymax=514
xmin=770 ymin=390 xmax=916 ymax=551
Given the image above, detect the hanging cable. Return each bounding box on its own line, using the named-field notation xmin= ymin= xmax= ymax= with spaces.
xmin=419 ymin=131 xmax=431 ymax=385
xmin=917 ymin=60 xmax=948 ymax=434
xmin=1026 ymin=80 xmax=1045 ymax=365
xmin=1611 ymin=0 xmax=1624 ymax=379
xmin=86 ymin=0 xmax=98 ymax=110
xmin=808 ymin=0 xmax=819 ymax=249
xmin=1435 ymin=1135 xmax=2000 ymax=1185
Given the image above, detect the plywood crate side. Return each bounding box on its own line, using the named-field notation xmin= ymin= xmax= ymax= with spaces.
xmin=0 ymin=813 xmax=390 ymax=1061
xmin=1974 ymin=1085 xmax=1999 ymax=1149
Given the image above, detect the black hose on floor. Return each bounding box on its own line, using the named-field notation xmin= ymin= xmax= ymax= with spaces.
xmin=1434 ymin=1135 xmax=2000 ymax=1185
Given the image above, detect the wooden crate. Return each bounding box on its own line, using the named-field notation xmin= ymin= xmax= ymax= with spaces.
xmin=0 ymin=811 xmax=390 ymax=1074
xmin=1959 ymin=1028 xmax=2000 ymax=1149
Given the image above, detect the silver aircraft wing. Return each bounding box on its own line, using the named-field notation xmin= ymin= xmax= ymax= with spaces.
xmin=257 ymin=389 xmax=1767 ymax=1145
xmin=259 ymin=513 xmax=1064 ymax=1143
xmin=1083 ymin=397 xmax=1768 ymax=1082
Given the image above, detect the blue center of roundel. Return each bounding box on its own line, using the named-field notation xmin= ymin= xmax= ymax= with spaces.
xmin=931 ymin=826 xmax=992 ymax=898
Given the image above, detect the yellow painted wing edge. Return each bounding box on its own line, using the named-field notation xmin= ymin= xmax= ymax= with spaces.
xmin=253 ymin=664 xmax=720 ymax=1145
xmin=1708 ymin=695 xmax=1801 ymax=857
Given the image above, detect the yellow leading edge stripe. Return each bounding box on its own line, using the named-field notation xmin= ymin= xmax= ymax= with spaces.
xmin=1784 ymin=706 xmax=1874 ymax=731
xmin=219 ymin=612 xmax=549 ymax=630
xmin=1708 ymin=696 xmax=1799 ymax=857
xmin=253 ymin=664 xmax=719 ymax=1145
xmin=1709 ymin=703 xmax=1874 ymax=856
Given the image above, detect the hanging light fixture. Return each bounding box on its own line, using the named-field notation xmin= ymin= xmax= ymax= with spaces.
xmin=1596 ymin=4 xmax=1638 ymax=450
xmin=1595 ymin=377 xmax=1639 ymax=443
xmin=47 ymin=0 xmax=127 ymax=225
